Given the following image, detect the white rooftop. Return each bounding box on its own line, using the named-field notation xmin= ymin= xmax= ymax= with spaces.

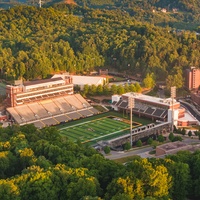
xmin=72 ymin=75 xmax=105 ymax=86
xmin=178 ymin=111 xmax=198 ymax=122
xmin=123 ymin=92 xmax=178 ymax=106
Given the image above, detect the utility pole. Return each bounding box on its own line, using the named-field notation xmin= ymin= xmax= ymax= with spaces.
xmin=128 ymin=95 xmax=135 ymax=147
xmin=171 ymin=86 xmax=176 ymax=133
xmin=39 ymin=0 xmax=42 ymax=8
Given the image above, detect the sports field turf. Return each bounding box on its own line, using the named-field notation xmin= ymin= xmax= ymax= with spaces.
xmin=59 ymin=115 xmax=142 ymax=144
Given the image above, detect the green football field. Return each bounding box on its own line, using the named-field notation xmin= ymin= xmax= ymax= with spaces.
xmin=59 ymin=115 xmax=142 ymax=144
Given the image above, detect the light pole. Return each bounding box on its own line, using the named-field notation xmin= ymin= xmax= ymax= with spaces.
xmin=128 ymin=95 xmax=135 ymax=147
xmin=171 ymin=86 xmax=176 ymax=133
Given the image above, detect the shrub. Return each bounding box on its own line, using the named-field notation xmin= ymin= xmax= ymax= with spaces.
xmin=181 ymin=128 xmax=186 ymax=135
xmin=157 ymin=135 xmax=165 ymax=143
xmin=169 ymin=132 xmax=174 ymax=141
xmin=147 ymin=138 xmax=153 ymax=145
xmin=173 ymin=136 xmax=183 ymax=141
xmin=188 ymin=130 xmax=192 ymax=137
xmin=104 ymin=146 xmax=110 ymax=154
xmin=123 ymin=142 xmax=131 ymax=150
xmin=136 ymin=140 xmax=142 ymax=147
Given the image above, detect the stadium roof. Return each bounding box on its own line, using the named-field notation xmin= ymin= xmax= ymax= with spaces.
xmin=24 ymin=77 xmax=63 ymax=86
xmin=122 ymin=92 xmax=179 ymax=107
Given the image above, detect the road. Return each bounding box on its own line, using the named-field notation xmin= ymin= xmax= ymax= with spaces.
xmin=104 ymin=146 xmax=154 ymax=160
xmin=104 ymin=136 xmax=200 ymax=160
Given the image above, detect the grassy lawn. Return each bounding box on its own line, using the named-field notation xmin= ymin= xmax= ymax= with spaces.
xmin=113 ymin=155 xmax=141 ymax=164
xmin=0 ymin=82 xmax=6 ymax=95
xmin=57 ymin=111 xmax=152 ymax=144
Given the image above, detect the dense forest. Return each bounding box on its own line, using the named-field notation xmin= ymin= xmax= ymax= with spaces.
xmin=0 ymin=5 xmax=200 ymax=89
xmin=0 ymin=124 xmax=200 ymax=200
xmin=1 ymin=0 xmax=200 ymax=29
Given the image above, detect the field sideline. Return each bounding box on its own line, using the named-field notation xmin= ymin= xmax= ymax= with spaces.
xmin=58 ymin=111 xmax=151 ymax=144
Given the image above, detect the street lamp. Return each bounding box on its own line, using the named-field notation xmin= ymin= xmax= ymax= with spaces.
xmin=128 ymin=95 xmax=135 ymax=147
xmin=171 ymin=86 xmax=176 ymax=133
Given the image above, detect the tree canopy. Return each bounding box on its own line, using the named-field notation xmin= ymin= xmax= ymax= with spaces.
xmin=0 ymin=5 xmax=199 ymax=88
xmin=0 ymin=124 xmax=200 ymax=199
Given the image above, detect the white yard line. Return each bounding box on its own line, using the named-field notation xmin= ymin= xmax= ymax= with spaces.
xmin=59 ymin=120 xmax=92 ymax=130
xmin=90 ymin=128 xmax=129 ymax=141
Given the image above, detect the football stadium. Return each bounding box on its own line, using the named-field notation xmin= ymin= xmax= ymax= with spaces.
xmin=6 ymin=74 xmax=198 ymax=145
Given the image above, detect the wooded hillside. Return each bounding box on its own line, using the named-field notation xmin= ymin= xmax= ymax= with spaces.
xmin=0 ymin=5 xmax=200 ymax=89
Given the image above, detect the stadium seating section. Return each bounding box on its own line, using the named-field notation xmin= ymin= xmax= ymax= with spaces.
xmin=7 ymin=94 xmax=99 ymax=128
xmin=113 ymin=99 xmax=167 ymax=120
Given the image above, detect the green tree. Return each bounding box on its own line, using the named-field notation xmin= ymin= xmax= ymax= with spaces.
xmin=103 ymin=85 xmax=110 ymax=95
xmin=89 ymin=84 xmax=97 ymax=96
xmin=157 ymin=135 xmax=165 ymax=143
xmin=169 ymin=132 xmax=175 ymax=142
xmin=96 ymin=85 xmax=103 ymax=95
xmin=0 ymin=180 xmax=20 ymax=200
xmin=129 ymin=84 xmax=136 ymax=92
xmin=104 ymin=146 xmax=110 ymax=154
xmin=83 ymin=84 xmax=89 ymax=96
xmin=110 ymin=84 xmax=118 ymax=95
xmin=134 ymin=82 xmax=142 ymax=93
xmin=188 ymin=130 xmax=192 ymax=137
xmin=147 ymin=138 xmax=153 ymax=145
xmin=123 ymin=142 xmax=131 ymax=150
xmin=142 ymin=73 xmax=155 ymax=89
xmin=117 ymin=85 xmax=125 ymax=95
xmin=125 ymin=158 xmax=172 ymax=199
xmin=136 ymin=140 xmax=142 ymax=147
xmin=181 ymin=128 xmax=186 ymax=135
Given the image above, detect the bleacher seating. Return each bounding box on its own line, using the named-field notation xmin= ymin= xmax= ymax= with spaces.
xmin=40 ymin=100 xmax=62 ymax=115
xmin=52 ymin=98 xmax=73 ymax=112
xmin=7 ymin=107 xmax=23 ymax=124
xmin=119 ymin=101 xmax=128 ymax=109
xmin=64 ymin=95 xmax=84 ymax=109
xmin=161 ymin=110 xmax=168 ymax=118
xmin=54 ymin=115 xmax=69 ymax=123
xmin=14 ymin=105 xmax=36 ymax=121
xmin=88 ymin=107 xmax=99 ymax=114
xmin=145 ymin=107 xmax=155 ymax=115
xmin=75 ymin=94 xmax=91 ymax=107
xmin=33 ymin=121 xmax=45 ymax=129
xmin=78 ymin=109 xmax=94 ymax=117
xmin=41 ymin=118 xmax=58 ymax=126
xmin=67 ymin=112 xmax=82 ymax=120
xmin=153 ymin=108 xmax=165 ymax=117
xmin=7 ymin=93 xmax=99 ymax=128
xmin=28 ymin=103 xmax=49 ymax=118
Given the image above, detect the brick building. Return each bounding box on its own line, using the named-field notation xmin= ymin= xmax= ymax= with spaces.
xmin=6 ymin=75 xmax=98 ymax=128
xmin=185 ymin=67 xmax=200 ymax=90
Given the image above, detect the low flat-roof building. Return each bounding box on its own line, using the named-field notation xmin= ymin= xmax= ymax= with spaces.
xmin=72 ymin=75 xmax=107 ymax=90
xmin=156 ymin=141 xmax=200 ymax=156
xmin=52 ymin=74 xmax=107 ymax=90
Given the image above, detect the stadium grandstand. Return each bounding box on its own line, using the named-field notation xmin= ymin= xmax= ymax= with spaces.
xmin=6 ymin=74 xmax=99 ymax=128
xmin=112 ymin=92 xmax=199 ymax=127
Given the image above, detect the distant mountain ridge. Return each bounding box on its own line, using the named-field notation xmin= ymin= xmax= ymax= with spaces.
xmin=1 ymin=0 xmax=200 ymax=13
